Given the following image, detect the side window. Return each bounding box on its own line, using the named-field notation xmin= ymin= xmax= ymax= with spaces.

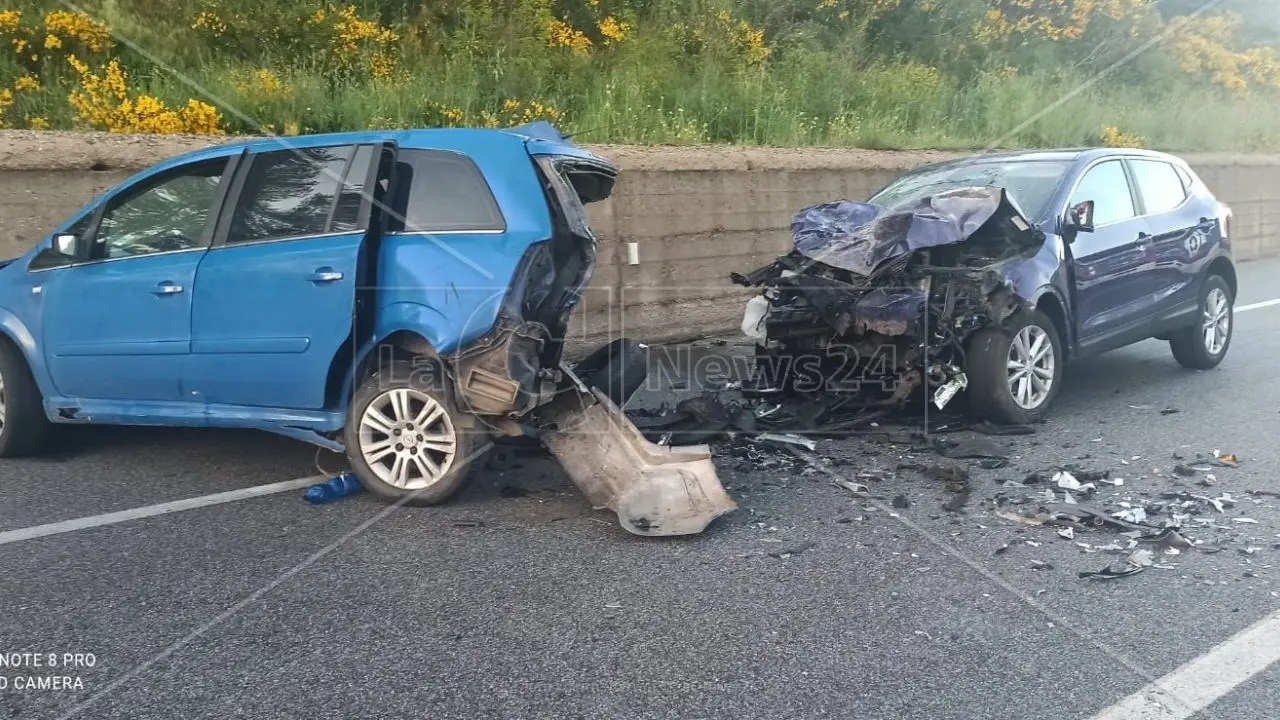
xmin=1131 ymin=160 xmax=1187 ymax=215
xmin=93 ymin=158 xmax=227 ymax=260
xmin=228 ymin=145 xmax=360 ymax=243
xmin=1069 ymin=161 xmax=1135 ymax=227
xmin=1174 ymin=164 xmax=1195 ymax=193
xmin=387 ymin=150 xmax=505 ymax=233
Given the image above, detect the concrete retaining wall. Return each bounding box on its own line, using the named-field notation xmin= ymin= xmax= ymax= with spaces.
xmin=3 ymin=131 xmax=1278 ymax=346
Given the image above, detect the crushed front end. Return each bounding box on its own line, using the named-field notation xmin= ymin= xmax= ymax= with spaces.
xmin=733 ymin=187 xmax=1045 ymax=411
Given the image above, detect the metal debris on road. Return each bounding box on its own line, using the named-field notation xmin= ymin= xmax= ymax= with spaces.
xmin=1079 ymin=549 xmax=1154 ymax=581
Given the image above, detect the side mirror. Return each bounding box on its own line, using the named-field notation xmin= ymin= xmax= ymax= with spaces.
xmin=1066 ymin=200 xmax=1096 ymax=233
xmin=30 ymin=233 xmax=79 ymax=271
xmin=54 ymin=233 xmax=78 ymax=256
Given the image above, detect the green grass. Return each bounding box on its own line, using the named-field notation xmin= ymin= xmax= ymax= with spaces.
xmin=4 ymin=0 xmax=1280 ymax=151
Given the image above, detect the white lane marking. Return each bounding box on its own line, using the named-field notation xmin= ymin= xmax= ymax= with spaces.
xmin=1090 ymin=608 xmax=1280 ymax=720
xmin=0 ymin=476 xmax=323 ymax=546
xmin=1237 ymin=298 xmax=1280 ymax=313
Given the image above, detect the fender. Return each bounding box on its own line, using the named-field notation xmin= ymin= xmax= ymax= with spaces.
xmin=1028 ymin=284 xmax=1075 ymax=352
xmin=0 ymin=307 xmax=54 ymax=397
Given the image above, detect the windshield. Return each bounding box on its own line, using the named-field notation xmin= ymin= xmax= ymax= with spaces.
xmin=869 ymin=160 xmax=1071 ymax=219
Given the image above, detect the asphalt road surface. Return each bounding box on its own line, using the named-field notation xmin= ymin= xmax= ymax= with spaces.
xmin=5 ymin=259 xmax=1280 ymax=720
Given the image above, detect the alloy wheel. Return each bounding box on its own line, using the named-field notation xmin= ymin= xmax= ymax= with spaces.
xmin=358 ymin=388 xmax=457 ymax=490
xmin=1006 ymin=325 xmax=1055 ymax=410
xmin=1203 ymin=287 xmax=1231 ymax=356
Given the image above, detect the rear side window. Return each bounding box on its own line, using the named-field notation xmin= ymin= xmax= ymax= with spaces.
xmin=1130 ymin=160 xmax=1187 ymax=215
xmin=387 ymin=150 xmax=505 ymax=233
xmin=1069 ymin=160 xmax=1135 ymax=226
xmin=229 ymin=145 xmax=361 ymax=243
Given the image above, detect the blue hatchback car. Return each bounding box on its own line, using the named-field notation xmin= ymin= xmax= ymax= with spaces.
xmin=0 ymin=122 xmax=619 ymax=504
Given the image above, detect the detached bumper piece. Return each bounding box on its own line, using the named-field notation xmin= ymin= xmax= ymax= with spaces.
xmin=539 ymin=383 xmax=736 ymax=537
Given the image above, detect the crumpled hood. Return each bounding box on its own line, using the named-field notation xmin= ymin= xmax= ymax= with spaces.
xmin=791 ymin=186 xmax=1032 ymax=277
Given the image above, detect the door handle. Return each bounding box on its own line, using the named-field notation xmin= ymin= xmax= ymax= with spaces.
xmin=308 ymin=268 xmax=344 ymax=283
xmin=151 ymin=281 xmax=183 ymax=295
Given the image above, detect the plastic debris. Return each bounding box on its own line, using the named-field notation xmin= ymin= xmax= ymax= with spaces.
xmin=304 ymin=473 xmax=363 ymax=505
xmin=832 ymin=479 xmax=870 ymax=496
xmin=1057 ymin=527 xmax=1075 ymax=540
xmin=1080 ymin=549 xmax=1153 ymax=581
xmin=757 ymin=432 xmax=817 ymax=451
xmin=995 ymin=509 xmax=1046 ymax=527
xmin=1056 ymin=471 xmax=1081 ymax=490
xmin=1233 ymin=518 xmax=1260 ymax=524
xmin=1113 ymin=507 xmax=1148 ymax=524
xmin=933 ymin=372 xmax=968 ymax=410
xmin=1031 ymin=560 xmax=1054 ymax=571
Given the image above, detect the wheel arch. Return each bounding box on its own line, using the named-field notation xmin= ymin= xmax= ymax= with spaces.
xmin=327 ymin=329 xmax=441 ymax=413
xmin=1206 ymin=257 xmax=1237 ymax=300
xmin=0 ymin=309 xmax=53 ymax=402
xmin=1031 ymin=288 xmax=1071 ymax=357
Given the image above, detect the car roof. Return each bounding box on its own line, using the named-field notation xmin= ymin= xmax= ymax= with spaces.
xmin=908 ymin=147 xmax=1187 ymax=174
xmin=143 ymin=125 xmax=584 ymax=173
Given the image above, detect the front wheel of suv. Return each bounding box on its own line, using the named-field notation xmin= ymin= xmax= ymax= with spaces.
xmin=344 ymin=360 xmax=479 ymax=506
xmin=1169 ymin=274 xmax=1233 ymax=370
xmin=965 ymin=310 xmax=1065 ymax=426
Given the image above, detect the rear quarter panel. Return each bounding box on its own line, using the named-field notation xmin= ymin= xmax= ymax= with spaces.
xmin=374 ymin=132 xmax=553 ymax=353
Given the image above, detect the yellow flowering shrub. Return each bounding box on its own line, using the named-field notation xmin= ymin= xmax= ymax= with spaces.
xmin=12 ymin=73 xmax=38 ymax=92
xmin=976 ymin=0 xmax=1150 ymax=46
xmin=314 ymin=4 xmax=400 ymax=79
xmin=26 ymin=115 xmax=47 ymax=130
xmin=0 ymin=88 xmax=11 ymax=128
xmin=1101 ymin=126 xmax=1144 ymax=148
xmin=43 ymin=10 xmax=111 ymax=53
xmin=0 ymin=8 xmax=19 ymax=34
xmin=597 ymin=16 xmax=630 ymax=45
xmin=67 ymin=57 xmax=225 ymax=134
xmin=546 ymin=18 xmax=591 ymax=55
xmin=478 ymin=98 xmax=565 ymax=128
xmin=190 ymin=10 xmax=228 ymax=38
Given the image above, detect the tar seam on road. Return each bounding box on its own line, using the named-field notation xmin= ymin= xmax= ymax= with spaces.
xmin=0 ymin=476 xmax=324 ymax=546
xmin=1089 ymin=608 xmax=1280 ymax=720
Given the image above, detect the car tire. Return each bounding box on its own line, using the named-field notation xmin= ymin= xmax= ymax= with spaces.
xmin=965 ymin=310 xmax=1064 ymax=426
xmin=344 ymin=359 xmax=479 ymax=506
xmin=1169 ymin=274 xmax=1233 ymax=370
xmin=0 ymin=340 xmax=50 ymax=458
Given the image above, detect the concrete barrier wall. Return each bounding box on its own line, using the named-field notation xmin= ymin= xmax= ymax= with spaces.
xmin=2 ymin=131 xmax=1278 ymax=346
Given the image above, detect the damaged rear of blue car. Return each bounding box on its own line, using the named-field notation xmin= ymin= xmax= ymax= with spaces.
xmin=0 ymin=122 xmax=734 ymax=536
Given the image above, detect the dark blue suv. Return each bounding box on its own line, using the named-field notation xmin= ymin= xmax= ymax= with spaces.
xmin=738 ymin=148 xmax=1236 ymax=425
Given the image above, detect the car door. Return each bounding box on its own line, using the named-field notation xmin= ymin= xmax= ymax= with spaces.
xmin=40 ymin=155 xmax=234 ymax=402
xmin=1128 ymin=158 xmax=1208 ymax=322
xmin=185 ymin=142 xmax=387 ymax=409
xmin=1065 ymin=159 xmax=1158 ymax=349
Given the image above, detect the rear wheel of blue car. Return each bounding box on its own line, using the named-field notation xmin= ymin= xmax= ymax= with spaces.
xmin=344 ymin=360 xmax=478 ymax=506
xmin=0 ymin=340 xmax=50 ymax=457
xmin=1169 ymin=275 xmax=1233 ymax=370
xmin=965 ymin=310 xmax=1064 ymax=426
